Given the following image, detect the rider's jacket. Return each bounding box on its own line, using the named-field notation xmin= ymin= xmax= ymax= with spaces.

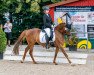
xmin=43 ymin=13 xmax=53 ymax=29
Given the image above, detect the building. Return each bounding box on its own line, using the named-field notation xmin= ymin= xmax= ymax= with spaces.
xmin=48 ymin=0 xmax=94 ymax=49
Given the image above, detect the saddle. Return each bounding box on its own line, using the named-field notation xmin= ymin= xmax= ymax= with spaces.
xmin=39 ymin=28 xmax=55 ymax=43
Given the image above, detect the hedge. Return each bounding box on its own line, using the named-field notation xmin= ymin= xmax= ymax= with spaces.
xmin=0 ymin=28 xmax=7 ymax=53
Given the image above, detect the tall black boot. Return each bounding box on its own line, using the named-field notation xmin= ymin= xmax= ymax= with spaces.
xmin=50 ymin=29 xmax=53 ymax=41
xmin=45 ymin=34 xmax=49 ymax=49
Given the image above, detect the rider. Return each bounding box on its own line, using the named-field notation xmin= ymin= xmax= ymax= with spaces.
xmin=42 ymin=6 xmax=53 ymax=49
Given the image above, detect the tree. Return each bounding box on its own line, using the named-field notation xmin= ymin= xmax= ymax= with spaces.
xmin=0 ymin=0 xmax=63 ymax=43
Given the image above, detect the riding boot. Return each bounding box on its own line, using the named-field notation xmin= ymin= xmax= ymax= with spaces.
xmin=50 ymin=29 xmax=53 ymax=41
xmin=45 ymin=34 xmax=49 ymax=49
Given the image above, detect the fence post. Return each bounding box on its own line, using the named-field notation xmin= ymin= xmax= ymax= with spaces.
xmin=86 ymin=32 xmax=88 ymax=51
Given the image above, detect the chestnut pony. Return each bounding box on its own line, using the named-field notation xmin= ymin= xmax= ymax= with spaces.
xmin=13 ymin=23 xmax=71 ymax=65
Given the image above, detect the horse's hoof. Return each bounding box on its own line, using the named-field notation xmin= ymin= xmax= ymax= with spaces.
xmin=55 ymin=63 xmax=58 ymax=65
xmin=70 ymin=63 xmax=76 ymax=66
xmin=33 ymin=62 xmax=37 ymax=64
xmin=20 ymin=61 xmax=23 ymax=63
xmin=53 ymin=62 xmax=58 ymax=65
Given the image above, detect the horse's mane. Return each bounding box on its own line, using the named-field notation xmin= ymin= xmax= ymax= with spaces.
xmin=55 ymin=23 xmax=66 ymax=34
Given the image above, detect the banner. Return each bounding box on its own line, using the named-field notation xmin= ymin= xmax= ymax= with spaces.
xmin=55 ymin=6 xmax=94 ymax=12
xmin=54 ymin=6 xmax=94 ymax=49
xmin=54 ymin=6 xmax=94 ymax=38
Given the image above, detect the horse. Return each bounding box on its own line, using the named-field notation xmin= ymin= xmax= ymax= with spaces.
xmin=13 ymin=23 xmax=71 ymax=65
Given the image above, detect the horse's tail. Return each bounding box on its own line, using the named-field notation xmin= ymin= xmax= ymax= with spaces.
xmin=13 ymin=30 xmax=27 ymax=55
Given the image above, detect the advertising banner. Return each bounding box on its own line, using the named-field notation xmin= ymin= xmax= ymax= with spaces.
xmin=54 ymin=6 xmax=94 ymax=49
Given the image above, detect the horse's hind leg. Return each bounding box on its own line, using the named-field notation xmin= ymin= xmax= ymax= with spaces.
xmin=21 ymin=46 xmax=29 ymax=63
xmin=53 ymin=47 xmax=59 ymax=65
xmin=29 ymin=46 xmax=37 ymax=64
xmin=60 ymin=46 xmax=71 ymax=64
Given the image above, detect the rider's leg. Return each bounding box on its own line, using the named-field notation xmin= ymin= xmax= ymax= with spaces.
xmin=50 ymin=28 xmax=53 ymax=41
xmin=45 ymin=33 xmax=49 ymax=49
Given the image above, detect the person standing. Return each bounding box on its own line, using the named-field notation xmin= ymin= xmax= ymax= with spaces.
xmin=4 ymin=19 xmax=12 ymax=47
xmin=42 ymin=6 xmax=53 ymax=49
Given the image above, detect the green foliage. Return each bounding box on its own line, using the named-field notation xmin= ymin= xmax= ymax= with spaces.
xmin=51 ymin=0 xmax=62 ymax=3
xmin=30 ymin=1 xmax=40 ymax=13
xmin=0 ymin=28 xmax=7 ymax=53
xmin=68 ymin=36 xmax=79 ymax=46
xmin=0 ymin=0 xmax=63 ymax=43
xmin=65 ymin=26 xmax=79 ymax=47
xmin=0 ymin=0 xmax=63 ymax=14
xmin=26 ymin=0 xmax=31 ymax=3
xmin=68 ymin=28 xmax=79 ymax=46
xmin=15 ymin=3 xmax=22 ymax=13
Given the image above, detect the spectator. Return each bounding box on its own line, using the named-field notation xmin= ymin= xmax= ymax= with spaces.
xmin=4 ymin=19 xmax=12 ymax=47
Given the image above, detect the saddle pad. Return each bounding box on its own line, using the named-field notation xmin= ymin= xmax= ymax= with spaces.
xmin=39 ymin=28 xmax=55 ymax=43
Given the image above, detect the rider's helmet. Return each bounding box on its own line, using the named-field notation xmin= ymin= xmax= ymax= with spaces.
xmin=42 ymin=6 xmax=50 ymax=11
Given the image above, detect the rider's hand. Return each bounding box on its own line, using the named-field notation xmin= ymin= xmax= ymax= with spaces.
xmin=51 ymin=25 xmax=54 ymax=28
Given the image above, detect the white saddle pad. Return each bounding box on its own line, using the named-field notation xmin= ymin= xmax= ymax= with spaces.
xmin=39 ymin=28 xmax=55 ymax=43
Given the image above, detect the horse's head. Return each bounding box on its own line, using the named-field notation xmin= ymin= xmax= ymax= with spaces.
xmin=57 ymin=13 xmax=72 ymax=30
xmin=55 ymin=23 xmax=71 ymax=36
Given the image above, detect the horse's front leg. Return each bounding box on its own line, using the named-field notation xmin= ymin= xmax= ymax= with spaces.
xmin=53 ymin=47 xmax=59 ymax=65
xmin=21 ymin=46 xmax=29 ymax=63
xmin=60 ymin=45 xmax=72 ymax=64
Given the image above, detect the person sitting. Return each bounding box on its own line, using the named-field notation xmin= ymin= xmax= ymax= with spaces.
xmin=42 ymin=6 xmax=53 ymax=49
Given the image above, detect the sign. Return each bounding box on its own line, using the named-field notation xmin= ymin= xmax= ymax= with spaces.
xmin=87 ymin=25 xmax=94 ymax=38
xmin=55 ymin=6 xmax=94 ymax=12
xmin=54 ymin=6 xmax=94 ymax=38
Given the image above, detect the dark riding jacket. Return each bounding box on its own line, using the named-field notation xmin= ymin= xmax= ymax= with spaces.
xmin=43 ymin=14 xmax=53 ymax=29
